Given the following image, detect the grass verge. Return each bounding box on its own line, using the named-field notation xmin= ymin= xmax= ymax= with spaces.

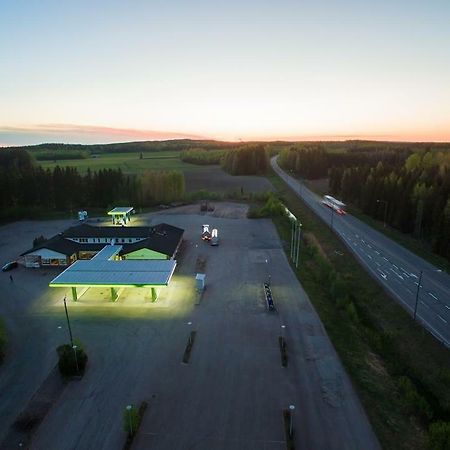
xmin=267 ymin=171 xmax=450 ymax=450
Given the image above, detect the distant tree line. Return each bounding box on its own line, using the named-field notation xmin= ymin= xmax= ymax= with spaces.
xmin=33 ymin=150 xmax=89 ymax=161
xmin=329 ymin=152 xmax=450 ymax=260
xmin=0 ymin=149 xmax=185 ymax=220
xmin=279 ymin=144 xmax=450 ymax=261
xmin=278 ymin=144 xmax=412 ymax=179
xmin=221 ymin=145 xmax=270 ymax=175
xmin=139 ymin=170 xmax=185 ymax=204
xmin=180 ymin=149 xmax=225 ymax=165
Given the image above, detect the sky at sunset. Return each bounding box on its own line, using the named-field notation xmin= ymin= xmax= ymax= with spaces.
xmin=1 ymin=0 xmax=450 ymax=146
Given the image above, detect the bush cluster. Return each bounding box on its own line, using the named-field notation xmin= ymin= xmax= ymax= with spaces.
xmin=57 ymin=343 xmax=88 ymax=377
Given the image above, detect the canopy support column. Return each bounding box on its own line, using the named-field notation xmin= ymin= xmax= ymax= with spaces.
xmin=111 ymin=287 xmax=118 ymax=302
xmin=71 ymin=287 xmax=78 ymax=302
xmin=150 ymin=287 xmax=157 ymax=302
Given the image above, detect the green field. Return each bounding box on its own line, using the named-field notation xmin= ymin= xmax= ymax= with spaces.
xmin=38 ymin=151 xmax=204 ymax=174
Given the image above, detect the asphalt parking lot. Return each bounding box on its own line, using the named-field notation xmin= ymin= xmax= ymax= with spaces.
xmin=0 ymin=205 xmax=379 ymax=450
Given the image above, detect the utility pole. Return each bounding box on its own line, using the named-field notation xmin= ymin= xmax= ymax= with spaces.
xmin=290 ymin=220 xmax=302 ymax=268
xmin=376 ymin=199 xmax=388 ymax=228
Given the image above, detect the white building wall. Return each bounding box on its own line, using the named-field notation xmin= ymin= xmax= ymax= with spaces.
xmin=25 ymin=248 xmax=68 ymax=267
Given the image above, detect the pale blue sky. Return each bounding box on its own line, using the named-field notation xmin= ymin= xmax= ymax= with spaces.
xmin=1 ymin=0 xmax=450 ymax=145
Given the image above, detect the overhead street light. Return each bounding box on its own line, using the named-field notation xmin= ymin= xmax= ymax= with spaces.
xmin=376 ymin=199 xmax=388 ymax=228
xmin=413 ymin=269 xmax=442 ymax=321
xmin=289 ymin=404 xmax=295 ymax=438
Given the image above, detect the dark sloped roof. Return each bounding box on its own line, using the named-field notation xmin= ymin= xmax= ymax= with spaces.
xmin=21 ymin=223 xmax=184 ymax=258
xmin=21 ymin=235 xmax=90 ymax=257
xmin=63 ymin=223 xmax=152 ymax=238
xmin=120 ymin=223 xmax=184 ymax=257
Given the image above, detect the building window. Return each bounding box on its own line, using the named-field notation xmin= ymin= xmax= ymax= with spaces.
xmin=41 ymin=258 xmax=50 ymax=265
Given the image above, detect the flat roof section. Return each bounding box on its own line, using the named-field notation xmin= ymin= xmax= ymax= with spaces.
xmin=107 ymin=207 xmax=134 ymax=215
xmin=49 ymin=259 xmax=177 ymax=287
xmin=92 ymin=245 xmax=122 ymax=260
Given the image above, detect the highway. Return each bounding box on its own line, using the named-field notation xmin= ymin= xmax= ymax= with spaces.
xmin=271 ymin=156 xmax=450 ymax=348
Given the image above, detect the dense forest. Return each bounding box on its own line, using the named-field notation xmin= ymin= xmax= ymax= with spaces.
xmin=180 ymin=149 xmax=225 ymax=165
xmin=279 ymin=145 xmax=450 ymax=261
xmin=0 ymin=149 xmax=185 ymax=220
xmin=221 ymin=145 xmax=270 ymax=175
xmin=5 ymin=139 xmax=290 ymax=157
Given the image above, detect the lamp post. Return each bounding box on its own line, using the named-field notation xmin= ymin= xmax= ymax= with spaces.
xmin=265 ymin=258 xmax=271 ymax=286
xmin=413 ymin=269 xmax=442 ymax=321
xmin=63 ymin=296 xmax=74 ymax=348
xmin=126 ymin=405 xmax=133 ymax=436
xmin=72 ymin=345 xmax=79 ymax=374
xmin=289 ymin=404 xmax=295 ymax=438
xmin=376 ymin=199 xmax=388 ymax=228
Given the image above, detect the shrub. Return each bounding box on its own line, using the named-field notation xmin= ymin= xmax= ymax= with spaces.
xmin=56 ymin=342 xmax=88 ymax=377
xmin=33 ymin=235 xmax=47 ymax=247
xmin=397 ymin=376 xmax=433 ymax=422
xmin=345 ymin=302 xmax=360 ymax=324
xmin=427 ymin=421 xmax=450 ymax=450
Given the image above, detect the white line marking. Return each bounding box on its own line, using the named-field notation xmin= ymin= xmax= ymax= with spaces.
xmin=383 ymin=257 xmax=389 ymax=261
xmin=437 ymin=315 xmax=448 ymax=324
xmin=375 ymin=262 xmax=381 ymax=267
xmin=410 ymin=273 xmax=418 ymax=279
xmin=375 ymin=251 xmax=380 ymax=255
xmin=428 ymin=292 xmax=439 ymax=301
xmin=377 ymin=269 xmax=387 ymax=280
xmin=420 ymin=301 xmax=430 ymax=309
xmin=393 ymin=264 xmax=399 ymax=270
xmin=367 ymin=244 xmax=372 ymax=249
xmin=367 ymin=254 xmax=372 ymax=260
xmin=390 ymin=269 xmax=404 ymax=280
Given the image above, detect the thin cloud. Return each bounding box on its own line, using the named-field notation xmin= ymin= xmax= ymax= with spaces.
xmin=0 ymin=124 xmax=208 ymax=146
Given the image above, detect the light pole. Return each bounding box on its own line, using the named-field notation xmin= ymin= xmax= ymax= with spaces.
xmin=376 ymin=199 xmax=388 ymax=228
xmin=63 ymin=296 xmax=74 ymax=348
xmin=289 ymin=404 xmax=295 ymax=438
xmin=72 ymin=345 xmax=79 ymax=374
xmin=413 ymin=269 xmax=442 ymax=320
xmin=126 ymin=405 xmax=133 ymax=436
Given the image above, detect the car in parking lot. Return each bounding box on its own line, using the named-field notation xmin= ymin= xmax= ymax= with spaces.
xmin=2 ymin=261 xmax=18 ymax=272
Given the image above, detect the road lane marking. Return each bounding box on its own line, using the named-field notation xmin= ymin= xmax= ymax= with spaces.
xmin=390 ymin=268 xmax=404 ymax=280
xmin=437 ymin=315 xmax=448 ymax=324
xmin=377 ymin=269 xmax=387 ymax=280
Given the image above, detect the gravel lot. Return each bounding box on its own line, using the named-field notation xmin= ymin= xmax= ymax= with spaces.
xmin=0 ymin=206 xmax=379 ymax=450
